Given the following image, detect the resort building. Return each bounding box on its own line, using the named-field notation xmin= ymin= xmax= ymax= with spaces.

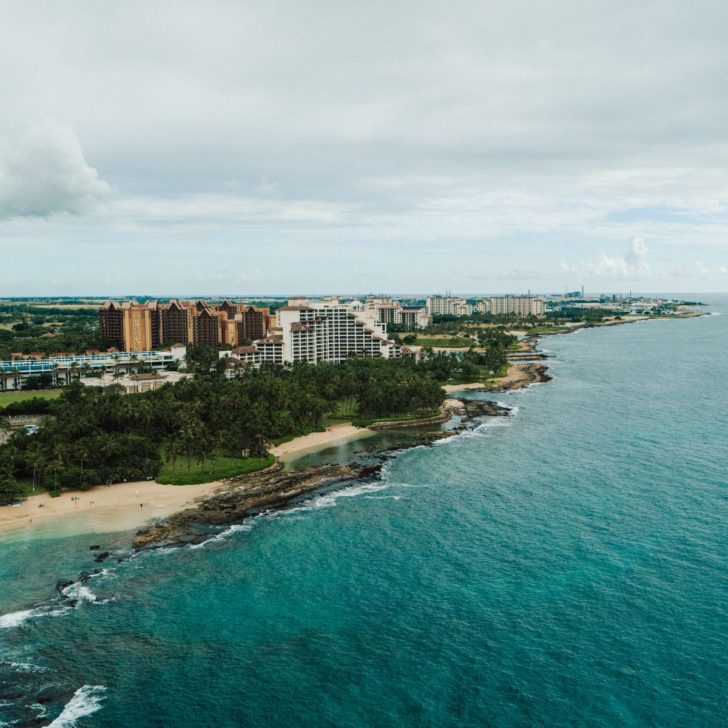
xmin=99 ymin=300 xmax=271 ymax=351
xmin=425 ymin=295 xmax=473 ymax=317
xmin=363 ymin=296 xmax=431 ymax=330
xmin=477 ymin=296 xmax=545 ymax=317
xmin=220 ymin=297 xmax=401 ymax=372
xmin=0 ymin=346 xmax=186 ymax=391
xmin=396 ymin=306 xmax=431 ymax=330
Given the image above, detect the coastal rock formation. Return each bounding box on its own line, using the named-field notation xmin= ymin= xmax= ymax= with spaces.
xmin=133 ymin=463 xmax=360 ymax=549
xmin=488 ymin=363 xmax=551 ymax=391
xmin=456 ymin=399 xmax=512 ymax=418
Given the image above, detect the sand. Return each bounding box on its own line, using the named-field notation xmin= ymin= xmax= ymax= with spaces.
xmin=0 ymin=425 xmax=381 ymax=539
xmin=441 ymin=382 xmax=487 ymax=393
xmin=269 ymin=423 xmax=376 ymax=460
xmin=0 ymin=480 xmax=221 ymax=540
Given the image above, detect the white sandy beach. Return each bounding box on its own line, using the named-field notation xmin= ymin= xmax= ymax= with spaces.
xmin=0 ymin=480 xmax=221 ymax=540
xmin=269 ymin=423 xmax=376 ymax=460
xmin=0 ymin=424 xmax=379 ymax=539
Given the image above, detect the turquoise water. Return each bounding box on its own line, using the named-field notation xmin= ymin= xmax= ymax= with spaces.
xmin=1 ymin=300 xmax=727 ymax=727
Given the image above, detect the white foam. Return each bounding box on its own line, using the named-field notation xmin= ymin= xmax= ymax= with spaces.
xmin=59 ymin=583 xmax=112 ymax=606
xmin=46 ymin=685 xmax=106 ymax=727
xmin=0 ymin=609 xmax=35 ymax=630
xmin=187 ymin=523 xmax=252 ymax=549
xmin=283 ymin=481 xmax=391 ymax=515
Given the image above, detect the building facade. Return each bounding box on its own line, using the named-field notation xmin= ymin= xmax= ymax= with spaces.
xmin=477 ymin=296 xmax=545 ymax=317
xmin=363 ymin=296 xmax=431 ymax=330
xmin=99 ymin=300 xmax=271 ymax=351
xmin=220 ymin=297 xmax=401 ymax=372
xmin=425 ymin=295 xmax=473 ymax=317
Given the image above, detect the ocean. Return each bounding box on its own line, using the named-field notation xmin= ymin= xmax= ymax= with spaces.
xmin=1 ymin=298 xmax=726 ymax=727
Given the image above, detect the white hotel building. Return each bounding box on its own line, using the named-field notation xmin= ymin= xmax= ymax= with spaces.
xmin=477 ymin=296 xmax=545 ymax=317
xmin=425 ymin=295 xmax=473 ymax=317
xmin=221 ymin=297 xmax=401 ymax=370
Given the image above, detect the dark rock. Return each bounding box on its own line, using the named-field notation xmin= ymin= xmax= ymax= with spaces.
xmin=93 ymin=551 xmax=110 ymax=563
xmin=89 ymin=544 xmax=101 ymax=550
xmin=55 ymin=579 xmax=74 ymax=594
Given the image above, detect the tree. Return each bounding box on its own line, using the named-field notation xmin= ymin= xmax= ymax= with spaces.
xmin=0 ymin=462 xmax=21 ymax=504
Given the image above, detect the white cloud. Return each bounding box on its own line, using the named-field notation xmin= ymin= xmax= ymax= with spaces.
xmin=0 ymin=120 xmax=109 ymax=218
xmin=695 ymin=261 xmax=728 ymax=277
xmin=565 ymin=237 xmax=651 ymax=279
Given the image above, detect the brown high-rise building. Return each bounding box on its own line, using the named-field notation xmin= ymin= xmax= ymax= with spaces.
xmin=99 ymin=302 xmax=125 ymax=348
xmin=237 ymin=306 xmax=269 ymax=342
xmin=99 ymin=299 xmax=261 ymax=351
xmin=162 ymin=301 xmax=192 ymax=345
xmin=219 ymin=300 xmax=239 ymax=321
xmin=192 ymin=307 xmax=221 ymax=347
xmin=99 ymin=301 xmax=158 ymax=352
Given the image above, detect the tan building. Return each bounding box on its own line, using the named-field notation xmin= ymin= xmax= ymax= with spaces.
xmin=100 ymin=299 xmax=272 ymax=351
xmin=477 ymin=296 xmax=545 ymax=317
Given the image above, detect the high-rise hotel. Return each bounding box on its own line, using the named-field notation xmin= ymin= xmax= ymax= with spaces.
xmin=99 ymin=300 xmax=272 ymax=352
xmin=221 ymin=296 xmax=402 ymax=370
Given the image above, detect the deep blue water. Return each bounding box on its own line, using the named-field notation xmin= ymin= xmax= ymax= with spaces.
xmin=1 ymin=299 xmax=727 ymax=727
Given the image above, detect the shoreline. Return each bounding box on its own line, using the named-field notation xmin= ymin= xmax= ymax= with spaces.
xmin=3 ymin=306 xmax=704 ymax=543
xmin=0 ymin=348 xmax=549 ymax=540
xmin=0 ymin=479 xmax=222 ymax=540
xmin=0 ymin=333 xmax=555 ymax=541
xmin=269 ymin=423 xmax=377 ymax=460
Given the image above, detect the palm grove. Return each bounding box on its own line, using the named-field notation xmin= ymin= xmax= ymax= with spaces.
xmin=0 ymin=337 xmax=514 ymax=502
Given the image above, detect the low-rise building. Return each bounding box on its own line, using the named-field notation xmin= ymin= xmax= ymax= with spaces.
xmin=0 ymin=346 xmax=186 ymax=391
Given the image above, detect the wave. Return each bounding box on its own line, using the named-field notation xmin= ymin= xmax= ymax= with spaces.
xmin=187 ymin=523 xmax=252 ymax=550
xmin=0 ymin=605 xmax=69 ymax=630
xmin=46 ymin=685 xmax=106 ymax=727
xmin=283 ymin=481 xmax=391 ymax=515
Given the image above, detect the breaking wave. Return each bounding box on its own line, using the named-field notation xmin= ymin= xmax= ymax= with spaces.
xmin=46 ymin=685 xmax=106 ymax=727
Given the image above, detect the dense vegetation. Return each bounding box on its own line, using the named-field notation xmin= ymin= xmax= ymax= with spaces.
xmin=0 ymin=304 xmax=102 ymax=359
xmin=0 ymin=353 xmax=497 ymax=500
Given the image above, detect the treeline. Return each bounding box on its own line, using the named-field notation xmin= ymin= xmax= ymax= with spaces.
xmin=0 ymin=356 xmax=451 ymax=500
xmin=0 ymin=307 xmax=103 ymax=360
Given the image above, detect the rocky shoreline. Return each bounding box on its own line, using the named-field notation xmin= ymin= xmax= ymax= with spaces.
xmin=131 ymin=343 xmax=553 ymax=550
xmin=132 ymin=431 xmax=450 ymax=549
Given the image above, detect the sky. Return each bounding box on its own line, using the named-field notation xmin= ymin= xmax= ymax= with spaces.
xmin=1 ymin=0 xmax=727 ymax=296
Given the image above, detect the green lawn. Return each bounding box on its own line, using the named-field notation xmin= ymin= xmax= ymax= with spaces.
xmin=156 ymin=453 xmax=275 ymax=485
xmin=0 ymin=390 xmax=63 ymax=405
xmin=416 ymin=336 xmax=474 ymax=348
xmin=447 ymin=362 xmax=509 ymax=386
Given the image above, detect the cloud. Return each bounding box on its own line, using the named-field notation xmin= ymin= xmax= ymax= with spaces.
xmin=565 ymin=237 xmax=651 ymax=279
xmin=0 ymin=120 xmax=109 ymax=218
xmin=1 ymin=2 xmax=728 ymax=292
xmin=695 ymin=261 xmax=728 ymax=277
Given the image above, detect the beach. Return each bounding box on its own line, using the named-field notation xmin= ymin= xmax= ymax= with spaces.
xmin=0 ymin=424 xmax=381 ymax=539
xmin=269 ymin=423 xmax=376 ymax=460
xmin=0 ymin=480 xmax=221 ymax=540
xmin=0 ymin=354 xmax=547 ymax=540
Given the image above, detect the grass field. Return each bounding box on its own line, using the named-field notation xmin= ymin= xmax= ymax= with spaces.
xmin=156 ymin=453 xmax=275 ymax=485
xmin=0 ymin=390 xmax=63 ymax=405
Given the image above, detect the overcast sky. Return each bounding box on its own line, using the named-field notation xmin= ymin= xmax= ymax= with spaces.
xmin=1 ymin=0 xmax=727 ymax=296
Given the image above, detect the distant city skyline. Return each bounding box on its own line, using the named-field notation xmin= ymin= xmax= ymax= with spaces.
xmin=2 ymin=2 xmax=728 ymax=295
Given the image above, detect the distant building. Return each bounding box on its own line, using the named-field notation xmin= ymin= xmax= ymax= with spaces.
xmin=425 ymin=295 xmax=473 ymax=317
xmin=363 ymin=296 xmax=431 ymax=329
xmin=477 ymin=296 xmax=545 ymax=317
